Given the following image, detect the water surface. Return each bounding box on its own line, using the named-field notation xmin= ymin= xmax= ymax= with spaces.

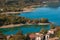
xmin=1 ymin=7 xmax=60 ymax=35
xmin=0 ymin=25 xmax=50 ymax=35
xmin=20 ymin=7 xmax=60 ymax=25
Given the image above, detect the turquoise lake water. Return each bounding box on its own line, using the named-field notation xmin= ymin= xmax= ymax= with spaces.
xmin=0 ymin=25 xmax=50 ymax=35
xmin=0 ymin=7 xmax=60 ymax=35
xmin=20 ymin=7 xmax=60 ymax=26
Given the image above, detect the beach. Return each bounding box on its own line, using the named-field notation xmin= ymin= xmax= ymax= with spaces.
xmin=0 ymin=24 xmax=24 ymax=28
xmin=1 ymin=5 xmax=35 ymax=14
xmin=0 ymin=23 xmax=50 ymax=28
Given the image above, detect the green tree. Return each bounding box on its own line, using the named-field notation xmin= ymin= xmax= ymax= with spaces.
xmin=40 ymin=18 xmax=49 ymax=23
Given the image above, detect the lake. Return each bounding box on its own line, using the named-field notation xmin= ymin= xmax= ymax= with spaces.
xmin=0 ymin=7 xmax=60 ymax=35
xmin=0 ymin=25 xmax=50 ymax=35
xmin=20 ymin=7 xmax=60 ymax=26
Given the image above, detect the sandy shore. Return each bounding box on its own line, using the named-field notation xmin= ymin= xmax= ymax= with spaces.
xmin=23 ymin=7 xmax=35 ymax=12
xmin=0 ymin=24 xmax=24 ymax=28
xmin=1 ymin=6 xmax=35 ymax=14
xmin=0 ymin=23 xmax=50 ymax=28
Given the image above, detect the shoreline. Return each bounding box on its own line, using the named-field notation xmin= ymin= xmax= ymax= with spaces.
xmin=0 ymin=23 xmax=50 ymax=28
xmin=1 ymin=8 xmax=35 ymax=14
xmin=1 ymin=5 xmax=35 ymax=14
xmin=0 ymin=24 xmax=24 ymax=28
